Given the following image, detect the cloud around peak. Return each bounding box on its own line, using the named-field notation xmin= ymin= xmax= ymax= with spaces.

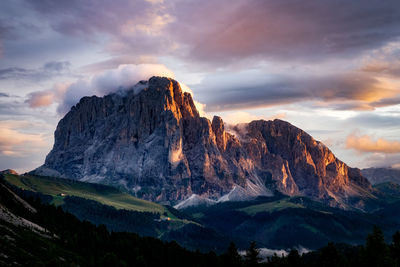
xmin=26 ymin=63 xmax=175 ymax=114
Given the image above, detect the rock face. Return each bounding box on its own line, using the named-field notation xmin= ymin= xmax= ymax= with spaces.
xmin=33 ymin=77 xmax=372 ymax=208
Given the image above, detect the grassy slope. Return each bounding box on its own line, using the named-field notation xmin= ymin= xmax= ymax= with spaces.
xmin=3 ymin=174 xmax=168 ymax=215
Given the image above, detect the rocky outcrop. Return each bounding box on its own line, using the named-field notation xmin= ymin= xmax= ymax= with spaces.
xmin=33 ymin=77 xmax=372 ymax=208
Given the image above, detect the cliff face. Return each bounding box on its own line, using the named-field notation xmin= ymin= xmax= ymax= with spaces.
xmin=33 ymin=77 xmax=371 ymax=208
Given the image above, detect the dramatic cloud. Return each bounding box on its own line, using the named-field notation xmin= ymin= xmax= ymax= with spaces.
xmin=171 ymin=0 xmax=400 ymax=64
xmin=26 ymin=64 xmax=175 ymax=114
xmin=346 ymin=133 xmax=400 ymax=154
xmin=196 ymin=71 xmax=399 ymax=112
xmin=24 ymin=0 xmax=400 ymax=65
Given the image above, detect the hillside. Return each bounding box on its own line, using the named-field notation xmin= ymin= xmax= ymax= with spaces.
xmin=2 ymin=173 xmax=228 ymax=251
xmin=183 ymin=193 xmax=400 ymax=250
xmin=3 ymin=173 xmax=166 ymax=214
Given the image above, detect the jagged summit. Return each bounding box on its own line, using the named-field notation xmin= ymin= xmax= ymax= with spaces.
xmin=33 ymin=76 xmax=372 ymax=208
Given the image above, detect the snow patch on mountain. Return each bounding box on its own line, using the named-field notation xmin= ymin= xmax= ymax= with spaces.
xmin=174 ymin=194 xmax=217 ymax=209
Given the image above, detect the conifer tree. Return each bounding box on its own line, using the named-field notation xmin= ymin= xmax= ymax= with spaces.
xmin=244 ymin=241 xmax=261 ymax=267
xmin=222 ymin=242 xmax=242 ymax=267
xmin=365 ymin=225 xmax=393 ymax=267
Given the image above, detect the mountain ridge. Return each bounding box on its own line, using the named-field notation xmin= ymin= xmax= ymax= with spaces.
xmin=33 ymin=76 xmax=372 ymax=209
xmin=362 ymin=167 xmax=400 ymax=185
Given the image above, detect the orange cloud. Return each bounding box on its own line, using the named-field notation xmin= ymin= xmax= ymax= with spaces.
xmin=0 ymin=121 xmax=49 ymax=157
xmin=346 ymin=133 xmax=400 ymax=154
xmin=26 ymin=91 xmax=54 ymax=108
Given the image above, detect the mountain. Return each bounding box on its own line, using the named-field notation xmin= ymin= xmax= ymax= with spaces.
xmin=33 ymin=76 xmax=371 ymax=209
xmin=362 ymin=167 xmax=400 ymax=185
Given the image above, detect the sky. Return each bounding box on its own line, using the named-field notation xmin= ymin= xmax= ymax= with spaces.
xmin=1 ymin=0 xmax=400 ymax=173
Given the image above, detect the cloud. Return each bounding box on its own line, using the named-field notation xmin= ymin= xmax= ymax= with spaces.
xmin=361 ymin=41 xmax=400 ymax=78
xmin=346 ymin=133 xmax=400 ymax=154
xmin=24 ymin=0 xmax=175 ymax=58
xmin=171 ymin=0 xmax=400 ymax=64
xmin=0 ymin=61 xmax=71 ymax=80
xmin=43 ymin=61 xmax=71 ymax=72
xmin=24 ymin=0 xmax=400 ymax=65
xmin=0 ymin=92 xmax=9 ymax=97
xmin=0 ymin=120 xmax=48 ymax=157
xmin=362 ymin=153 xmax=400 ymax=169
xmin=392 ymin=163 xmax=400 ymax=169
xmin=26 ymin=91 xmax=56 ymax=108
xmin=0 ymin=18 xmax=16 ymax=57
xmin=26 ymin=63 xmax=175 ymax=114
xmin=195 ymin=70 xmax=399 ymax=112
xmin=345 ymin=113 xmax=400 ymax=129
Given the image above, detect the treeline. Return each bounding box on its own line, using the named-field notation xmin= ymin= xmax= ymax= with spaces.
xmin=257 ymin=226 xmax=400 ymax=267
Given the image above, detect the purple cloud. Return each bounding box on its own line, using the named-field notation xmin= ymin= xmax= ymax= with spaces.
xmin=23 ymin=0 xmax=400 ymax=65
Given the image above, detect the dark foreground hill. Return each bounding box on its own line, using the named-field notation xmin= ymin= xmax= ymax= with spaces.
xmin=1 ymin=176 xmax=400 ymax=266
xmin=3 ymin=172 xmax=400 ymax=251
xmin=1 ymin=173 xmax=229 ymax=252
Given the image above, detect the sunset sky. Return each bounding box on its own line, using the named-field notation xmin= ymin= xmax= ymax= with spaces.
xmin=1 ymin=0 xmax=400 ymax=172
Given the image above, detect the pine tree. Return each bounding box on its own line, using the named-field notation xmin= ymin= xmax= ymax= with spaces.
xmin=364 ymin=225 xmax=393 ymax=267
xmin=287 ymin=249 xmax=302 ymax=267
xmin=244 ymin=241 xmax=261 ymax=267
xmin=317 ymin=242 xmax=343 ymax=267
xmin=391 ymin=231 xmax=400 ymax=266
xmin=222 ymin=242 xmax=242 ymax=267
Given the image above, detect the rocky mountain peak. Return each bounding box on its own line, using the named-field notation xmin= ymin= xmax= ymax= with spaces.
xmin=33 ymin=77 xmax=372 ymax=209
xmin=147 ymin=76 xmax=199 ymax=119
xmin=212 ymin=116 xmax=227 ymax=151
